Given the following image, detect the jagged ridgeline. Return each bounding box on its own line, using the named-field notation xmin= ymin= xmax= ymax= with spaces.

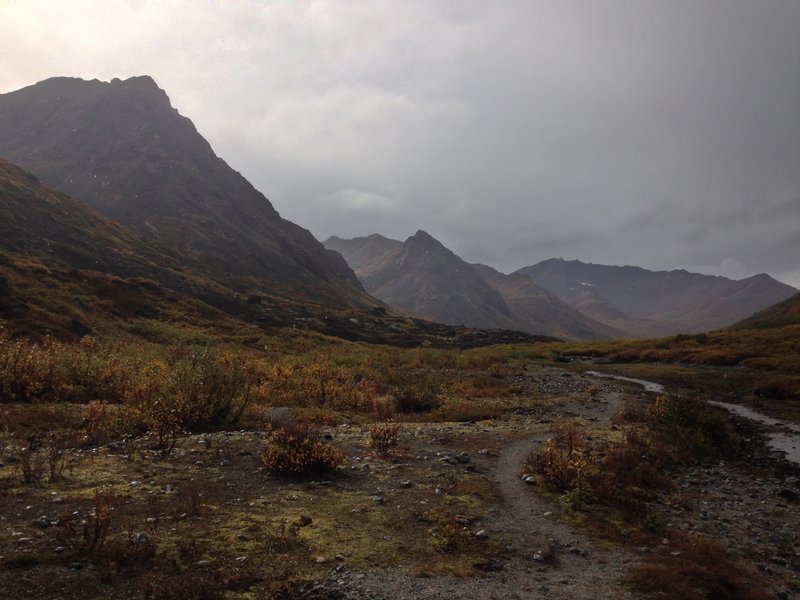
xmin=0 ymin=76 xmax=374 ymax=313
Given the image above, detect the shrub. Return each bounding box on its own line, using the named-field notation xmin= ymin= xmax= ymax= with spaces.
xmin=629 ymin=532 xmax=769 ymax=600
xmin=54 ymin=488 xmax=116 ymax=556
xmin=524 ymin=421 xmax=585 ymax=492
xmin=391 ymin=377 xmax=441 ymax=413
xmin=368 ymin=420 xmax=402 ymax=455
xmin=261 ymin=423 xmax=345 ymax=475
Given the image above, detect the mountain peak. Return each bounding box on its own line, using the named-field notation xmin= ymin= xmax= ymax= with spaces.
xmin=0 ymin=76 xmax=370 ymax=308
xmin=407 ymin=230 xmax=442 ymax=248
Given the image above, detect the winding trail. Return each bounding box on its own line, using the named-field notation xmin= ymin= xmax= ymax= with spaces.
xmin=351 ymin=387 xmax=639 ymax=599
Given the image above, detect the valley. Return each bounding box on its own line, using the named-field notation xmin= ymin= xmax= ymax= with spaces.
xmin=1 ymin=74 xmax=798 ymax=600
xmin=1 ymin=343 xmax=798 ymax=599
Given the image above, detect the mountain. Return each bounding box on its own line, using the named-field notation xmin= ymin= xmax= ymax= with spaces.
xmin=0 ymin=157 xmax=246 ymax=337
xmin=470 ymin=264 xmax=621 ymax=340
xmin=518 ymin=258 xmax=798 ymax=337
xmin=0 ymin=157 xmax=551 ymax=347
xmin=0 ymin=76 xmax=371 ymax=310
xmin=734 ymin=292 xmax=800 ymax=330
xmin=324 ymin=234 xmax=401 ymax=272
xmin=324 ymin=232 xmax=617 ymax=339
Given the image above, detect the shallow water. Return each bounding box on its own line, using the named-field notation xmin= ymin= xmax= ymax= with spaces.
xmin=709 ymin=400 xmax=800 ymax=466
xmin=587 ymin=370 xmax=800 ymax=465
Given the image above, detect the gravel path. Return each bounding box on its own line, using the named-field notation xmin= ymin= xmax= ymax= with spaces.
xmin=330 ymin=389 xmax=638 ymax=599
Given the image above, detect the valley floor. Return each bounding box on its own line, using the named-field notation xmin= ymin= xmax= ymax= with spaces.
xmin=1 ymin=365 xmax=798 ymax=599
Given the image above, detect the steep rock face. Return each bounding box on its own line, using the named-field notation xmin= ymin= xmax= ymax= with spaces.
xmin=519 ymin=258 xmax=798 ymax=336
xmin=325 ymin=232 xmax=619 ymax=339
xmin=0 ymin=76 xmax=368 ymax=307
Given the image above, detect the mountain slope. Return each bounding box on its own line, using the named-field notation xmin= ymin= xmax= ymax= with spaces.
xmin=352 ymin=230 xmax=520 ymax=329
xmin=470 ymin=264 xmax=621 ymax=340
xmin=0 ymin=158 xmax=249 ymax=337
xmin=324 ymin=232 xmax=618 ymax=339
xmin=0 ymin=76 xmax=370 ymax=309
xmin=519 ymin=258 xmax=798 ymax=337
xmin=734 ymin=292 xmax=800 ymax=330
xmin=324 ymin=234 xmax=401 ymax=272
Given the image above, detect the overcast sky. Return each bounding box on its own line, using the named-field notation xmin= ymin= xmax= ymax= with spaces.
xmin=2 ymin=1 xmax=799 ymax=287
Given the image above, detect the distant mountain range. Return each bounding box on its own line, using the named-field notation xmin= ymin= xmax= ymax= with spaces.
xmin=0 ymin=76 xmax=552 ymax=347
xmin=325 ymin=233 xmax=619 ymax=339
xmin=326 ymin=233 xmax=798 ymax=339
xmin=518 ymin=258 xmax=797 ymax=337
xmin=1 ymin=75 xmax=795 ymax=343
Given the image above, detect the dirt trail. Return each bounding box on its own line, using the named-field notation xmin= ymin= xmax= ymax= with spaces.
xmin=347 ymin=390 xmax=638 ymax=599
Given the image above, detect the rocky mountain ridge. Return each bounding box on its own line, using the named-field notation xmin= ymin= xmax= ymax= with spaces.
xmin=0 ymin=76 xmax=370 ymax=310
xmin=325 ymin=232 xmax=618 ymax=339
xmin=518 ymin=258 xmax=798 ymax=337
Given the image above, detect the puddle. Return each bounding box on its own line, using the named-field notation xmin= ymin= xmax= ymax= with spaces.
xmin=709 ymin=401 xmax=800 ymax=466
xmin=585 ymin=371 xmax=665 ymax=394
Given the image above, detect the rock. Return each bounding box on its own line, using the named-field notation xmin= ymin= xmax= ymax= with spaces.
xmin=371 ymin=496 xmax=384 ymax=505
xmin=455 ymin=452 xmax=471 ymax=464
xmin=778 ymin=488 xmax=799 ymax=502
xmin=33 ymin=516 xmax=51 ymax=529
xmin=131 ymin=532 xmax=148 ymax=546
xmin=399 ymin=480 xmax=412 ymax=488
xmin=524 ymin=476 xmax=537 ymax=485
xmin=299 ymin=514 xmax=313 ymax=526
xmin=475 ymin=530 xmax=489 ymax=539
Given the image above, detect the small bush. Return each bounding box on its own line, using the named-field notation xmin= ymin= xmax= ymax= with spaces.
xmin=629 ymin=532 xmax=769 ymax=600
xmin=261 ymin=423 xmax=345 ymax=476
xmin=391 ymin=378 xmax=441 ymax=413
xmin=54 ymin=488 xmax=116 ymax=555
xmin=525 ymin=421 xmax=585 ymax=491
xmin=368 ymin=420 xmax=402 ymax=455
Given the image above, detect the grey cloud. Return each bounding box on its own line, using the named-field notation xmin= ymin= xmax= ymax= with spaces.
xmin=2 ymin=1 xmax=799 ymax=287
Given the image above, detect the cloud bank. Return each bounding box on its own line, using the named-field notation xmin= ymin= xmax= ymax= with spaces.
xmin=2 ymin=1 xmax=799 ymax=286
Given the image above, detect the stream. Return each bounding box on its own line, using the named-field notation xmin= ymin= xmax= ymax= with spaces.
xmin=588 ymin=370 xmax=800 ymax=466
xmin=708 ymin=401 xmax=800 ymax=465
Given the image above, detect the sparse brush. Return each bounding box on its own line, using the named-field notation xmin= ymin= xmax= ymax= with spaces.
xmin=46 ymin=429 xmax=72 ymax=482
xmin=369 ymin=420 xmax=403 ymax=455
xmin=54 ymin=487 xmax=116 ymax=556
xmin=524 ymin=421 xmax=585 ymax=492
xmin=17 ymin=442 xmax=45 ymax=485
xmin=261 ymin=422 xmax=345 ymax=475
xmin=391 ymin=377 xmax=441 ymax=413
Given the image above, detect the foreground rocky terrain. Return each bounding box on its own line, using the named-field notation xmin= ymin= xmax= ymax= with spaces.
xmin=2 ymin=364 xmax=798 ymax=599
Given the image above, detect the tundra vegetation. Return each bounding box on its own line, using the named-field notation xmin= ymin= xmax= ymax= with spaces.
xmin=0 ymin=318 xmax=798 ymax=598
